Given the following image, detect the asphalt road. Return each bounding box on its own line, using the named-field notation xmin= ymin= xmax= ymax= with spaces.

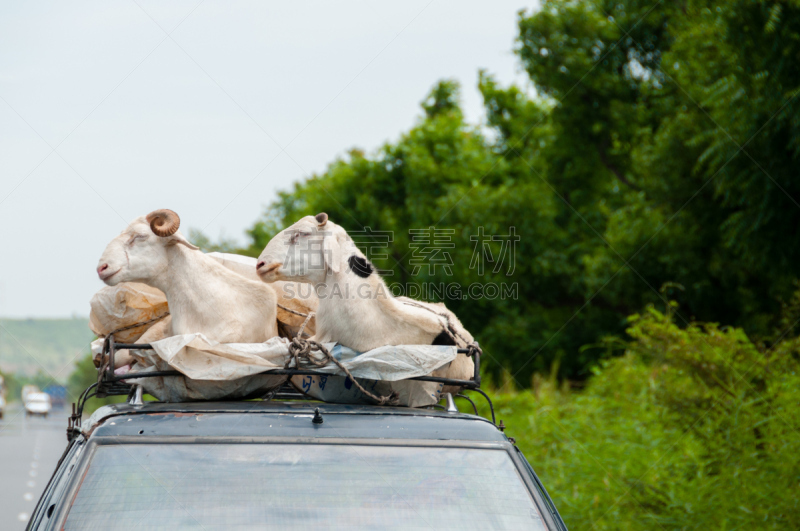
xmin=0 ymin=403 xmax=70 ymax=530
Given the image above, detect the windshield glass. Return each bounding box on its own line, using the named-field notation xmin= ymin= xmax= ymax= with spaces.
xmin=64 ymin=443 xmax=546 ymax=530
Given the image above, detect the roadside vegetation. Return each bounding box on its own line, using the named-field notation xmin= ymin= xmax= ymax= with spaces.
xmin=477 ymin=298 xmax=800 ymax=529
xmin=0 ymin=318 xmax=92 ymax=378
xmin=198 ymin=0 xmax=800 ymax=385
xmin=43 ymin=0 xmax=800 ymax=527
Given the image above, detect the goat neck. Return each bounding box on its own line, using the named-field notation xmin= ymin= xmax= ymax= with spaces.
xmin=148 ymin=245 xmax=244 ymax=336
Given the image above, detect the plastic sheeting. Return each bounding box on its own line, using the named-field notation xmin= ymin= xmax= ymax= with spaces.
xmin=293 ymin=374 xmax=445 ymax=408
xmin=125 ymin=335 xmax=458 ymax=406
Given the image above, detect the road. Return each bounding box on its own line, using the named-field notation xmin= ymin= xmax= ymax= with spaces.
xmin=0 ymin=403 xmax=71 ymax=530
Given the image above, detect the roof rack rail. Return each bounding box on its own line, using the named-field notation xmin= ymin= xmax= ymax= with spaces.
xmin=68 ymin=336 xmax=494 ymax=441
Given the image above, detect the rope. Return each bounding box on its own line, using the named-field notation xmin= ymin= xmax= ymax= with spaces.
xmin=296 ymin=311 xmax=315 ymax=338
xmin=285 ymin=335 xmax=399 ymax=406
xmin=277 ymin=303 xmax=310 ymax=318
xmin=465 ymin=342 xmax=482 ymax=360
xmin=398 ymin=299 xmax=482 ymax=357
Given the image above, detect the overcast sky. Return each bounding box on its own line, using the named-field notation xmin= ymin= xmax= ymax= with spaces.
xmin=0 ymin=0 xmax=539 ymax=318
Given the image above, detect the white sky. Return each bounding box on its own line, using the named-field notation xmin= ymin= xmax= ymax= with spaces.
xmin=0 ymin=0 xmax=539 ymax=318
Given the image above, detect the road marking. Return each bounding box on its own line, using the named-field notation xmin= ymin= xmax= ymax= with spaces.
xmin=23 ymin=492 xmax=33 ymax=501
xmin=27 ymin=480 xmax=35 ymax=488
xmin=17 ymin=513 xmax=28 ymax=522
xmin=29 ymin=470 xmax=37 ymax=477
xmin=30 ymin=462 xmax=38 ymax=469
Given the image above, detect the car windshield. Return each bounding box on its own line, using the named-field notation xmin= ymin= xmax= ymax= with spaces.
xmin=64 ymin=443 xmax=547 ymax=530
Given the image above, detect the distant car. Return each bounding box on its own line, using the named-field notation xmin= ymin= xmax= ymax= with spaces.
xmin=22 ymin=384 xmax=40 ymax=402
xmin=24 ymin=392 xmax=52 ymax=418
xmin=0 ymin=394 xmax=5 ymax=420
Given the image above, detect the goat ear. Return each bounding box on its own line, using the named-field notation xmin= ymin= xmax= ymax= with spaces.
xmin=315 ymin=212 xmax=328 ymax=227
xmin=321 ymin=229 xmax=341 ymax=274
xmin=166 ymin=232 xmax=199 ymax=251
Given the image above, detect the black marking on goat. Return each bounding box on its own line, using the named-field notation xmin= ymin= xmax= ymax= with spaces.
xmin=432 ymin=331 xmax=456 ymax=346
xmin=348 ymin=255 xmax=373 ymax=278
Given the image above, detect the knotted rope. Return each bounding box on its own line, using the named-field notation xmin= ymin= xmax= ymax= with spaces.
xmin=285 ymin=312 xmax=398 ymax=406
xmin=465 ymin=341 xmax=482 ymax=359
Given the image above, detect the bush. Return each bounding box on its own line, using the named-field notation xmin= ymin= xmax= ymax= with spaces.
xmin=479 ymin=304 xmax=800 ymax=529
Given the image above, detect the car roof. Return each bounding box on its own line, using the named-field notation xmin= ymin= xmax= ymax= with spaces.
xmin=27 ymin=392 xmax=50 ymax=400
xmin=85 ymin=401 xmax=506 ymax=442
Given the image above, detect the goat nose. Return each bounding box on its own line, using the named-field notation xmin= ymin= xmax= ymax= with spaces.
xmin=97 ymin=264 xmax=109 ymax=275
xmin=256 ymin=260 xmax=266 ymax=270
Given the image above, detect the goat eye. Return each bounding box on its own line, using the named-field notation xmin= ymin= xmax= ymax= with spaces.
xmin=288 ymin=231 xmax=312 ymax=245
xmin=128 ymin=234 xmax=148 ymax=245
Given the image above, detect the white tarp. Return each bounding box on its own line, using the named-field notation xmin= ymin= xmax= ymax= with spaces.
xmin=123 ymin=335 xmax=458 ymax=406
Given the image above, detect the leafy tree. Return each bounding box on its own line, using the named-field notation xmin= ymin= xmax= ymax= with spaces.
xmin=225 ymin=0 xmax=800 ymax=383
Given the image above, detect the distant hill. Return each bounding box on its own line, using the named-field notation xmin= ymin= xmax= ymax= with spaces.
xmin=0 ymin=318 xmax=94 ymax=381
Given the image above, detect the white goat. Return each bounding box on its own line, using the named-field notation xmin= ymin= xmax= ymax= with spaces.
xmin=97 ymin=209 xmax=279 ymax=347
xmin=255 ymin=213 xmax=475 ymax=384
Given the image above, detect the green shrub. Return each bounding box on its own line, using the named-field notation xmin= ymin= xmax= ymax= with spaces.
xmin=479 ymin=305 xmax=800 ymax=529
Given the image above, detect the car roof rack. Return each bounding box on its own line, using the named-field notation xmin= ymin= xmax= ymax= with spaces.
xmin=68 ymin=336 xmax=495 ymax=441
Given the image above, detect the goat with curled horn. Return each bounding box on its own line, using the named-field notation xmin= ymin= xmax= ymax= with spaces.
xmin=95 ymin=209 xmax=281 ymax=369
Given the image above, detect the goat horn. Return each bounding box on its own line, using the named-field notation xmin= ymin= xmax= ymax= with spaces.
xmin=146 ymin=209 xmax=180 ymax=237
xmin=315 ymin=212 xmax=328 ymax=226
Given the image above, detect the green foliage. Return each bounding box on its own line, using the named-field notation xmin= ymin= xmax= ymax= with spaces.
xmin=482 ymin=305 xmax=800 ymax=529
xmin=72 ymin=2 xmax=800 ymax=521
xmin=0 ymin=318 xmax=94 ymax=378
xmin=186 ymin=228 xmax=242 ymax=254
xmin=214 ymin=0 xmax=800 ymax=383
xmin=66 ymin=353 xmax=99 ymax=406
xmin=0 ymin=370 xmax=19 ymax=401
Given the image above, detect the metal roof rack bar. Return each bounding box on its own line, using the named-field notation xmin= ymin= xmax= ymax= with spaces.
xmin=101 ymin=338 xmax=482 ymax=391
xmin=65 ymin=333 xmax=494 ymax=442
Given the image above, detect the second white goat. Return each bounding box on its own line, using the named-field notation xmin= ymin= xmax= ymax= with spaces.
xmin=256 ymin=213 xmax=475 ymax=384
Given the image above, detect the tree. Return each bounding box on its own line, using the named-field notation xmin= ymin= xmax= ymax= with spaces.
xmin=515 ymin=0 xmax=800 ymax=342
xmin=229 ymin=0 xmax=800 ymax=383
